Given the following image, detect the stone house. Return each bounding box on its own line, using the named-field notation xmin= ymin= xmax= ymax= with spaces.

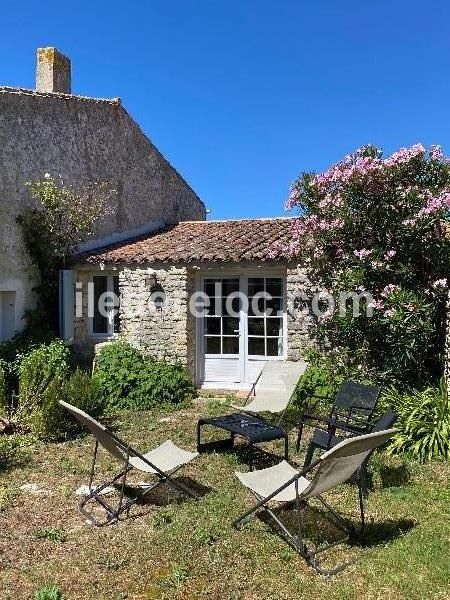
xmin=0 ymin=47 xmax=205 ymax=341
xmin=69 ymin=218 xmax=313 ymax=390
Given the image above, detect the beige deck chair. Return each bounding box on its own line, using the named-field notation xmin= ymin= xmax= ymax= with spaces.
xmin=233 ymin=428 xmax=397 ymax=575
xmin=231 ymin=361 xmax=308 ymax=421
xmin=59 ymin=400 xmax=199 ymax=526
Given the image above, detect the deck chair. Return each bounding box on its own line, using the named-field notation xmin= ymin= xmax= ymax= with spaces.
xmin=303 ymin=408 xmax=397 ymax=469
xmin=296 ymin=380 xmax=381 ymax=451
xmin=231 ymin=361 xmax=308 ymax=422
xmin=233 ymin=427 xmax=397 ymax=575
xmin=59 ymin=400 xmax=199 ymax=526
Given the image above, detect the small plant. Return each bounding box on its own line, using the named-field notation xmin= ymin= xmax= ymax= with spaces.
xmin=0 ymin=485 xmax=18 ymax=512
xmin=32 ymin=527 xmax=66 ymax=543
xmin=33 ymin=584 xmax=64 ymax=600
xmin=0 ymin=434 xmax=31 ymax=471
xmin=382 ymin=379 xmax=450 ymax=462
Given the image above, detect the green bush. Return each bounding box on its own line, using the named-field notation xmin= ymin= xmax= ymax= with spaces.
xmin=137 ymin=359 xmax=195 ymax=409
xmin=95 ymin=341 xmax=194 ymax=409
xmin=0 ymin=308 xmax=56 ymax=376
xmin=17 ymin=340 xmax=71 ymax=429
xmin=292 ymin=364 xmax=341 ymax=413
xmin=29 ymin=370 xmax=105 ymax=441
xmin=94 ymin=341 xmax=144 ymax=408
xmin=382 ymin=379 xmax=450 ymax=462
xmin=0 ymin=434 xmax=31 ymax=471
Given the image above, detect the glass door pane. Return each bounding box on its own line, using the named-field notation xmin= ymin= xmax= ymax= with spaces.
xmin=204 ymin=278 xmax=240 ymax=356
xmin=247 ymin=277 xmax=284 ymax=357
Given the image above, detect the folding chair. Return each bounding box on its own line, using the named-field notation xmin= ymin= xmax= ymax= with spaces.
xmin=296 ymin=380 xmax=381 ymax=451
xmin=303 ymin=408 xmax=397 ymax=469
xmin=59 ymin=400 xmax=199 ymax=526
xmin=231 ymin=361 xmax=308 ymax=423
xmin=233 ymin=428 xmax=397 ymax=575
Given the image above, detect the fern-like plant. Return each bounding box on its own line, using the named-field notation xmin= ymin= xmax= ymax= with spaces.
xmin=383 ymin=379 xmax=450 ymax=462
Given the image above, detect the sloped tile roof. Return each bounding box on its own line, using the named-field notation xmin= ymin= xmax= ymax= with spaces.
xmin=79 ymin=218 xmax=297 ymax=265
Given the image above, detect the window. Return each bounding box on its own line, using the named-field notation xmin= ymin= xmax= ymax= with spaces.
xmin=90 ymin=275 xmax=120 ymax=337
xmin=247 ymin=277 xmax=284 ymax=357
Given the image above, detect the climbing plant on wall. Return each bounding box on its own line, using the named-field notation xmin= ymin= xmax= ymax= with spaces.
xmin=18 ymin=174 xmax=115 ymax=331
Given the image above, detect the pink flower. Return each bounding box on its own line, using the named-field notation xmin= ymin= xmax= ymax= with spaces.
xmin=384 ymin=308 xmax=397 ymax=318
xmin=354 ymin=248 xmax=373 ymax=259
xmin=432 ymin=278 xmax=448 ymax=289
xmin=384 ymin=249 xmax=396 ymax=259
xmin=430 ymin=145 xmax=443 ymax=160
xmin=369 ymin=298 xmax=385 ymax=310
xmin=381 ymin=284 xmax=400 ymax=297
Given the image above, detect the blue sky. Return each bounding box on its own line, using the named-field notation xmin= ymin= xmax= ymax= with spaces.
xmin=1 ymin=1 xmax=449 ymax=219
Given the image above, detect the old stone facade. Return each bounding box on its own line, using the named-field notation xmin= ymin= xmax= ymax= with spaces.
xmin=73 ymin=260 xmax=315 ymax=386
xmin=0 ymin=48 xmax=205 ymax=340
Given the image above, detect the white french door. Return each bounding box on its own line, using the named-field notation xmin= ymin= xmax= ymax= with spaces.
xmin=200 ymin=275 xmax=286 ymax=388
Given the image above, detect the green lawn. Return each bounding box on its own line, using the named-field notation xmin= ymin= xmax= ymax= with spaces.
xmin=1 ymin=397 xmax=449 ymax=599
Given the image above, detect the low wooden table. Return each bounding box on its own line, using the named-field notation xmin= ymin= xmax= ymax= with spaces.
xmin=197 ymin=413 xmax=288 ymax=470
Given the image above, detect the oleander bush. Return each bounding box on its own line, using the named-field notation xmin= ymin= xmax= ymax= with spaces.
xmin=95 ymin=341 xmax=195 ymax=409
xmin=278 ymin=144 xmax=450 ymax=388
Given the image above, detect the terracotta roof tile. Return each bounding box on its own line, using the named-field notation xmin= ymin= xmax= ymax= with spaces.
xmin=79 ymin=218 xmax=297 ymax=265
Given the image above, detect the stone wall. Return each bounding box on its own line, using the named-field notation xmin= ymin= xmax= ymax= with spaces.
xmin=0 ymin=87 xmax=205 ymax=335
xmin=118 ymin=264 xmax=193 ymax=372
xmin=286 ymin=264 xmax=317 ymax=361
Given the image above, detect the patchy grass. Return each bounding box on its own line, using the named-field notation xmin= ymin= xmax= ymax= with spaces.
xmin=0 ymin=397 xmax=449 ymax=599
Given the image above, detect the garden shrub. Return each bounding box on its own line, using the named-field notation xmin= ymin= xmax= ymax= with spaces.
xmin=94 ymin=341 xmax=144 ymax=408
xmin=17 ymin=340 xmax=71 ymax=427
xmin=279 ymin=144 xmax=450 ymax=388
xmin=136 ymin=359 xmax=195 ymax=409
xmin=0 ymin=434 xmax=31 ymax=471
xmin=95 ymin=341 xmax=194 ymax=409
xmin=382 ymin=379 xmax=450 ymax=462
xmin=28 ymin=370 xmax=105 ymax=441
xmin=291 ymin=364 xmax=341 ymax=414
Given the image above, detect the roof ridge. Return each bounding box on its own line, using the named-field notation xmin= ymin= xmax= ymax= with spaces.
xmin=0 ymin=85 xmax=121 ymax=105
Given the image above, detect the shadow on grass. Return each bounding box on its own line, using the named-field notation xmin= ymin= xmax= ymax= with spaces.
xmin=124 ymin=476 xmax=211 ymax=508
xmin=378 ymin=464 xmax=411 ymax=488
xmin=258 ymin=502 xmax=416 ymax=551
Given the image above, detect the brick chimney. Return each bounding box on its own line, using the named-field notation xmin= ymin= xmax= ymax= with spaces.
xmin=36 ymin=47 xmax=71 ymax=94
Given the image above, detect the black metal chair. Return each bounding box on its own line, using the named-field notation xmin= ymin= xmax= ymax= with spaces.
xmin=296 ymin=380 xmax=381 ymax=452
xmin=303 ymin=408 xmax=397 ymax=469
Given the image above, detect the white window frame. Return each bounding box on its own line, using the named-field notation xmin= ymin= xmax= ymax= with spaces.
xmin=88 ymin=273 xmax=120 ymax=340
